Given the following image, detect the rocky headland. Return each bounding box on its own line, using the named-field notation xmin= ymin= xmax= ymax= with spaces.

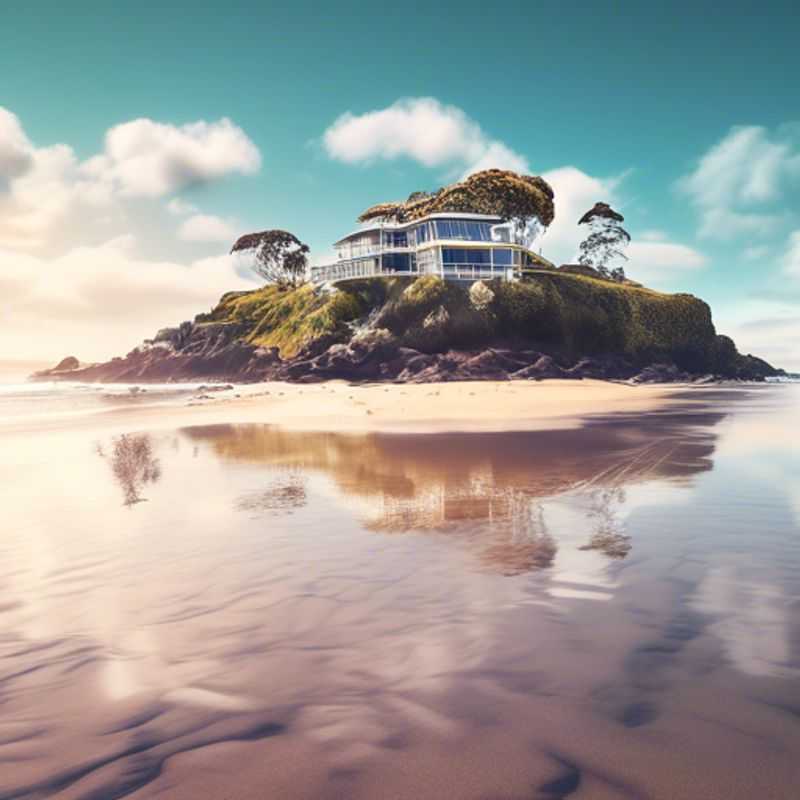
xmin=34 ymin=271 xmax=783 ymax=385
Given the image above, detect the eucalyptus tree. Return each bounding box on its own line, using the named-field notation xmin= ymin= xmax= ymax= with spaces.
xmin=577 ymin=202 xmax=630 ymax=280
xmin=230 ymin=229 xmax=310 ymax=287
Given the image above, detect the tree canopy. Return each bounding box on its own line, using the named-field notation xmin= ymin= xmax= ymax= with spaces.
xmin=230 ymin=229 xmax=310 ymax=287
xmin=357 ymin=170 xmax=556 ymax=238
xmin=577 ymin=202 xmax=630 ymax=280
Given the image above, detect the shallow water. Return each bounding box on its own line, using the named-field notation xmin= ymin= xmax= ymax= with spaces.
xmin=1 ymin=386 xmax=799 ymax=799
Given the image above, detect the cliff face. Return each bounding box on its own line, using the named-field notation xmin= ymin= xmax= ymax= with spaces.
xmin=36 ymin=274 xmax=782 ymax=384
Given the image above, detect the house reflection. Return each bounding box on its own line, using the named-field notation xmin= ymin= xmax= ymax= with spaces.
xmin=182 ymin=410 xmax=723 ymax=574
xmin=235 ymin=471 xmax=307 ymax=516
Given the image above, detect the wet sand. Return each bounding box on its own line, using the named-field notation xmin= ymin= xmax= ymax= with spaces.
xmin=1 ymin=383 xmax=798 ymax=799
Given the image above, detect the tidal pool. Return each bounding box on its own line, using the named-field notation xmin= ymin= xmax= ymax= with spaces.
xmin=1 ymin=386 xmax=799 ymax=799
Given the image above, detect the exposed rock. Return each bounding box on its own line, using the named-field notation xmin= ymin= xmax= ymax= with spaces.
xmin=469 ymin=280 xmax=495 ymax=311
xmin=54 ymin=356 xmax=80 ymax=371
xmin=630 ymin=363 xmax=692 ymax=384
xmin=31 ymin=274 xmax=783 ymax=386
xmin=511 ymin=355 xmax=569 ymax=381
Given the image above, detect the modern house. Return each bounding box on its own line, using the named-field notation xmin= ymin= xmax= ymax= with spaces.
xmin=310 ymin=212 xmax=553 ymax=285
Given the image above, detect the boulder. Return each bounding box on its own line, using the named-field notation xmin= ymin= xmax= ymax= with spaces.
xmin=53 ymin=356 xmax=80 ymax=371
xmin=630 ymin=363 xmax=691 ymax=384
xmin=511 ymin=355 xmax=569 ymax=381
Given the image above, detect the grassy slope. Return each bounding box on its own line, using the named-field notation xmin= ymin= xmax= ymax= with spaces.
xmin=195 ymin=273 xmax=725 ymax=371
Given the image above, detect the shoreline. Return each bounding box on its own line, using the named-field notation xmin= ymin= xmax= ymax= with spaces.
xmin=0 ymin=378 xmax=754 ymax=439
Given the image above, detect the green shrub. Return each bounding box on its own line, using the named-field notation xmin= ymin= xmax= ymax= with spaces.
xmin=196 ymin=272 xmax=721 ymax=369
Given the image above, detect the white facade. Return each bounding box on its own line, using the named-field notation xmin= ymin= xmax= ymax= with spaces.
xmin=310 ymin=212 xmax=549 ymax=285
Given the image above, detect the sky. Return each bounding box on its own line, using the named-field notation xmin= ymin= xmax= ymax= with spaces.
xmin=1 ymin=1 xmax=798 ymax=369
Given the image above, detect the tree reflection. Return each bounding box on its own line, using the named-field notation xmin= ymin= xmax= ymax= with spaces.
xmin=183 ymin=413 xmax=724 ymax=574
xmin=478 ymin=496 xmax=557 ymax=575
xmin=103 ymin=434 xmax=161 ymax=505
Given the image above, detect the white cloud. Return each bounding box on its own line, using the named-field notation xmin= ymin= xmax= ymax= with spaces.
xmin=167 ymin=197 xmax=198 ymax=216
xmin=0 ymin=107 xmax=264 ymax=361
xmin=715 ymin=296 xmax=800 ymax=372
xmin=323 ymin=100 xmax=709 ymax=289
xmin=310 ymin=249 xmax=338 ymax=268
xmin=82 ymin=117 xmax=261 ymax=198
xmin=459 ymin=140 xmax=529 ymax=177
xmin=0 ymin=138 xmax=91 ymax=250
xmin=537 ymin=166 xmax=618 ymax=265
xmin=742 ymin=244 xmax=771 ymax=261
xmin=0 ymin=107 xmax=262 ymax=254
xmin=639 ymin=229 xmax=670 ymax=242
xmin=628 ymin=241 xmax=706 ymax=269
xmin=178 ymin=213 xmax=238 ymax=243
xmin=627 ymin=238 xmax=707 ymax=287
xmin=678 ymin=125 xmax=800 ymax=239
xmin=537 ymin=168 xmax=706 ymax=286
xmin=783 ymin=230 xmax=800 ymax=278
xmin=0 ymin=241 xmax=258 ymax=361
xmin=0 ymin=107 xmax=34 ymax=181
xmin=322 ymin=97 xmax=528 ymax=177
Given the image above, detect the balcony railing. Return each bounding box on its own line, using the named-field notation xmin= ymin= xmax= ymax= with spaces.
xmin=310 ymin=260 xmax=515 ymax=285
xmin=311 ymin=261 xmax=420 ymax=284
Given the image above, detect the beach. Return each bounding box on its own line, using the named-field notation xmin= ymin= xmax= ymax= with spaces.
xmin=2 ymin=378 xmax=699 ymax=438
xmin=1 ymin=378 xmax=798 ymax=800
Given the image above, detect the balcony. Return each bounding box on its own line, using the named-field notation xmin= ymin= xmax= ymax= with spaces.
xmin=311 ymin=261 xmax=421 ymax=284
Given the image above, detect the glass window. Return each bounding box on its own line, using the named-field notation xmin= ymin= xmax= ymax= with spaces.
xmin=442 ymin=248 xmax=465 ymax=263
xmin=442 ymin=247 xmax=495 ymax=264
xmin=385 ymin=231 xmax=407 ymax=248
xmin=492 ymin=248 xmax=513 ymax=266
xmin=383 ymin=253 xmax=411 ymax=270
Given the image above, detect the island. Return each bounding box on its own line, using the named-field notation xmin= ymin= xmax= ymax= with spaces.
xmin=34 ymin=169 xmax=782 ymax=385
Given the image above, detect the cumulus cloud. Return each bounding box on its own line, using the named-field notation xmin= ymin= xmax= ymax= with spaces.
xmin=322 ymin=99 xmax=709 ymax=288
xmin=0 ymin=240 xmax=258 ymax=361
xmin=678 ymin=124 xmax=800 ymax=239
xmin=0 ymin=107 xmax=261 ymax=253
xmin=627 ymin=238 xmax=707 ymax=287
xmin=0 ymin=107 xmax=264 ymax=361
xmin=0 ymin=107 xmax=34 ymax=181
xmin=322 ymin=97 xmax=528 ymax=177
xmin=537 ymin=168 xmax=706 ymax=286
xmin=178 ymin=213 xmax=238 ymax=243
xmin=627 ymin=240 xmax=706 ymax=269
xmin=82 ymin=117 xmax=261 ymax=197
xmin=536 ymin=166 xmax=613 ymax=265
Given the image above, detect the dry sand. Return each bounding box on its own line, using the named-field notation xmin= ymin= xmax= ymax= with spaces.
xmin=6 ymin=379 xmax=696 ymax=438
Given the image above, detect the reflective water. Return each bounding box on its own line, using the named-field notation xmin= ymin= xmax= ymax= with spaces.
xmin=1 ymin=386 xmax=799 ymax=799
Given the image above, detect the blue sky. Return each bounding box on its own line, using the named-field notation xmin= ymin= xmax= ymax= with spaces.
xmin=1 ymin=1 xmax=798 ymax=368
